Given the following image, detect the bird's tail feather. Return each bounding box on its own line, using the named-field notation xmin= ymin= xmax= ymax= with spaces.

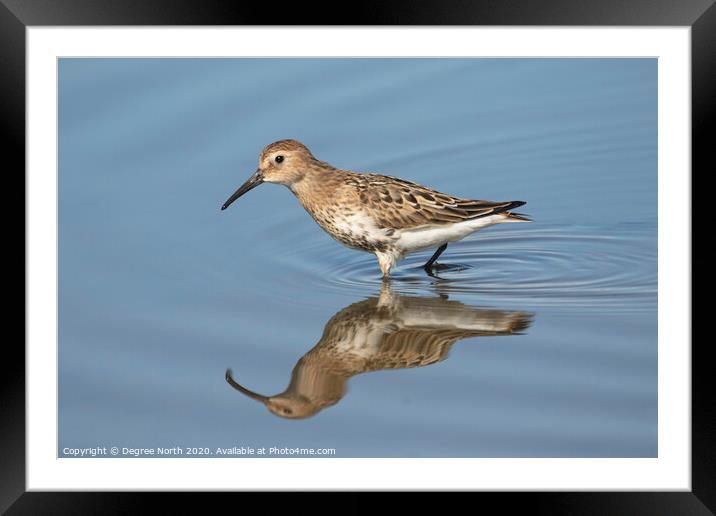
xmin=503 ymin=211 xmax=531 ymax=222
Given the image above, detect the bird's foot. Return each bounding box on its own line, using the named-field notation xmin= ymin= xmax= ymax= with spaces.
xmin=423 ymin=262 xmax=440 ymax=278
xmin=423 ymin=261 xmax=470 ymax=277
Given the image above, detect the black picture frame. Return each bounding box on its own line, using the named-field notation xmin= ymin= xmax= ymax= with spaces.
xmin=5 ymin=0 xmax=709 ymax=513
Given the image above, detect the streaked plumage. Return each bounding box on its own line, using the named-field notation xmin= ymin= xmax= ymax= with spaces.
xmin=221 ymin=139 xmax=530 ymax=277
xmin=226 ymin=285 xmax=533 ymax=419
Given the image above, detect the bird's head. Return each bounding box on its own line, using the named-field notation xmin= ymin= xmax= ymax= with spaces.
xmin=265 ymin=397 xmax=320 ymax=420
xmin=225 ymin=368 xmax=320 ymax=420
xmin=221 ymin=139 xmax=315 ymax=210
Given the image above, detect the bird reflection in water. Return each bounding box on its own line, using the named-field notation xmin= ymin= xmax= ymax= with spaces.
xmin=226 ymin=285 xmax=533 ymax=419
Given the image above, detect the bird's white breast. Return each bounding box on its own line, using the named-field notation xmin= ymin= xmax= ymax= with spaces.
xmin=328 ymin=212 xmax=396 ymax=248
xmin=395 ymin=215 xmax=506 ymax=254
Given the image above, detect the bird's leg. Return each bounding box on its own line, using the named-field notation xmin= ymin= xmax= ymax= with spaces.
xmin=375 ymin=251 xmax=396 ymax=278
xmin=423 ymin=243 xmax=448 ymax=272
xmin=378 ymin=280 xmax=395 ymax=306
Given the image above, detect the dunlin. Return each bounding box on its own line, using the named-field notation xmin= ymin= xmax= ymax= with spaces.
xmin=226 ymin=284 xmax=532 ymax=419
xmin=221 ymin=139 xmax=529 ymax=277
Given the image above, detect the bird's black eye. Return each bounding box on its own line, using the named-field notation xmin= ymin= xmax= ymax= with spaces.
xmin=275 ymin=155 xmax=284 ymax=163
xmin=283 ymin=408 xmax=292 ymax=415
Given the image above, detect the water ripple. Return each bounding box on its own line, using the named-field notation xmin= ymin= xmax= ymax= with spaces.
xmin=266 ymin=222 xmax=656 ymax=312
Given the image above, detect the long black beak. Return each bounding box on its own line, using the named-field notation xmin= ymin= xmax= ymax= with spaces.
xmin=225 ymin=369 xmax=270 ymax=404
xmin=221 ymin=168 xmax=264 ymax=210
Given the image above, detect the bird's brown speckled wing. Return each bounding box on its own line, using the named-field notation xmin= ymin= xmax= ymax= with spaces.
xmin=363 ymin=329 xmax=474 ymax=370
xmin=346 ymin=172 xmax=524 ymax=229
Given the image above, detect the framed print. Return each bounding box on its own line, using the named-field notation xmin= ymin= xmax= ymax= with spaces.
xmin=6 ymin=0 xmax=710 ymax=512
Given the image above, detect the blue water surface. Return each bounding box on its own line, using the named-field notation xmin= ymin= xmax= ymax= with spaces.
xmin=58 ymin=58 xmax=657 ymax=458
